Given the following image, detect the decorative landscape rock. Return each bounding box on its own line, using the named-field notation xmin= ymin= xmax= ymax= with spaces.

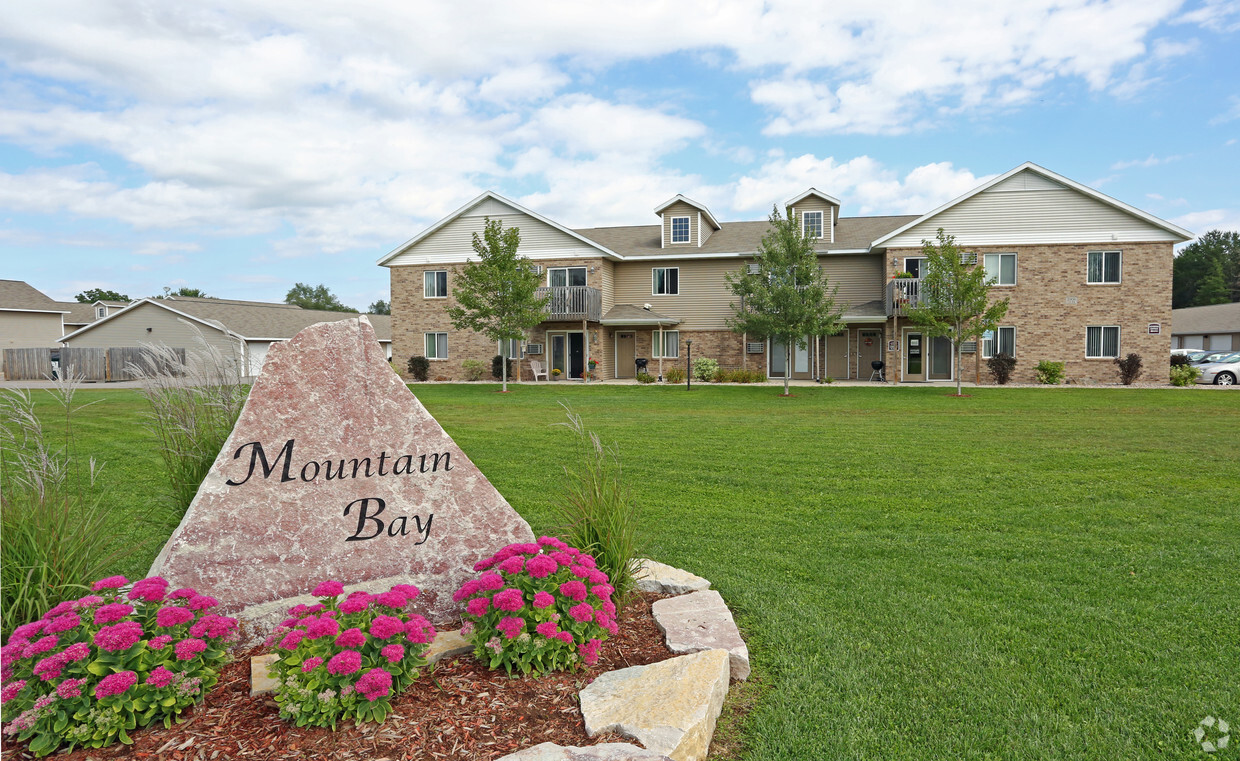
xmin=249 ymin=654 xmax=280 ymax=696
xmin=579 ymin=649 xmax=730 ymax=761
xmin=651 ymin=590 xmax=750 ymax=681
xmin=424 ymin=628 xmax=472 ymax=664
xmin=148 ymin=317 xmax=534 ymax=628
xmin=499 ymin=743 xmax=673 ymax=760
xmin=633 ymin=559 xmax=710 ymax=595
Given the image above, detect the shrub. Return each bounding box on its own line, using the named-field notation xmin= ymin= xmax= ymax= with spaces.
xmin=491 ymin=355 xmax=516 ymax=381
xmin=265 ymin=582 xmax=434 ymax=729
xmin=1169 ymin=354 xmax=1191 ymax=367
xmin=635 ymin=372 xmax=655 ymax=384
xmin=0 ymin=575 xmax=237 ymax=757
xmin=1115 ymin=353 xmax=1143 ymax=385
xmin=1170 ymin=364 xmax=1201 ymax=386
xmin=461 ymin=359 xmax=486 ymax=381
xmin=1035 ymin=360 xmax=1065 ymax=385
xmin=691 ymin=357 xmax=719 ymax=382
xmin=406 ymin=356 xmax=429 ymax=382
xmin=455 ymin=538 xmax=617 ymax=676
xmin=665 ymin=366 xmax=686 ymax=383
xmin=986 ymin=353 xmax=1017 ymax=385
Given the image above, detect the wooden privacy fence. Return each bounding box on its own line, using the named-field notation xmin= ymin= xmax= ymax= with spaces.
xmin=107 ymin=347 xmax=186 ymax=380
xmin=1 ymin=346 xmax=187 ymax=381
xmin=63 ymin=348 xmax=108 ymax=381
xmin=2 ymin=348 xmax=52 ymax=380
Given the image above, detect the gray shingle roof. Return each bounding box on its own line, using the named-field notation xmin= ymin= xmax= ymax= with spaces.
xmin=58 ymin=302 xmax=100 ymax=325
xmin=157 ymin=297 xmax=392 ymax=341
xmin=1171 ymin=302 xmax=1240 ymax=334
xmin=600 ymin=304 xmax=681 ymax=325
xmin=0 ymin=280 xmax=68 ymax=312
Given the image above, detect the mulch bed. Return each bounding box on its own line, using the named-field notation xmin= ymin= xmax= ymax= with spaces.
xmin=4 ymin=593 xmax=678 ymax=761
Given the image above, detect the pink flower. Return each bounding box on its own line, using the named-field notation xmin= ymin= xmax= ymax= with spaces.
xmin=188 ymin=595 xmax=218 ymax=611
xmin=551 ymin=551 xmax=573 ymax=566
xmin=45 ymin=613 xmax=81 ymax=634
xmin=306 ymin=617 xmax=340 ymax=639
xmin=373 ymin=591 xmax=408 ymax=610
xmin=33 ymin=654 xmax=64 ymax=681
xmin=532 ymin=591 xmax=555 ymax=609
xmin=56 ymin=678 xmax=86 ymax=699
xmin=355 ymin=667 xmax=393 ymax=701
xmin=312 ymin=580 xmax=344 ymax=597
xmin=175 ymin=638 xmax=208 ymax=660
xmin=570 ymin=565 xmax=590 ymax=579
xmin=391 ymin=584 xmax=420 ymax=600
xmin=149 ymin=635 xmax=173 ymax=650
xmin=405 ymin=615 xmax=435 ymax=645
xmin=301 ymin=657 xmax=324 ymax=672
xmin=478 ymin=572 xmax=504 ymax=591
xmin=93 ymin=602 xmax=134 ymax=625
xmin=168 ymin=588 xmax=197 ymax=600
xmin=1 ymin=679 xmax=26 ymax=703
xmin=590 ymin=584 xmax=614 ymax=601
xmin=473 ymin=556 xmax=496 ymax=572
xmin=526 ymin=555 xmax=558 ymax=579
xmin=23 ymin=635 xmax=59 ymax=658
xmin=339 ymin=593 xmax=371 ymax=614
xmin=577 ymin=555 xmax=597 ymax=570
xmin=74 ymin=594 xmax=104 ymax=609
xmin=493 ymin=588 xmax=524 ymax=612
xmin=578 ymin=638 xmax=602 ymax=666
xmin=498 ymin=556 xmax=525 ymax=575
xmin=61 ymin=643 xmax=90 ymax=662
xmin=514 ymin=543 xmax=541 ymax=555
xmin=453 ymin=579 xmax=481 ymax=602
xmin=598 ymin=614 xmax=619 ymax=636
xmin=569 ymin=603 xmax=595 ymax=623
xmin=288 ymin=604 xmax=310 ymax=616
xmin=369 ymin=615 xmax=405 ymax=640
xmin=465 ymin=597 xmax=490 ymax=617
xmin=128 ymin=577 xmax=168 ymax=602
xmin=460 ymin=621 xmax=475 ymax=637
xmin=327 ymin=649 xmax=362 ymax=675
xmin=92 ymin=575 xmax=128 ymax=591
xmin=496 ymin=616 xmax=525 ymax=639
xmin=559 ymin=580 xmax=587 ymax=602
xmin=145 ymin=666 xmax=176 ymax=688
xmin=535 ymin=621 xmax=559 ymax=638
xmin=156 ymin=605 xmax=195 ymax=628
xmin=94 ymin=670 xmax=137 ymax=698
xmin=190 ymin=614 xmax=238 ymax=639
xmin=335 ymin=627 xmax=366 ymax=648
xmin=381 ymin=644 xmax=405 ymax=663
xmin=601 ymin=600 xmax=616 ymax=617
xmin=43 ymin=601 xmax=77 ymax=619
xmin=11 ymin=620 xmax=48 ymax=640
xmin=537 ymin=535 xmax=567 ymax=551
xmin=556 ymin=631 xmax=574 ymax=644
xmin=587 ymin=569 xmax=610 ymax=585
xmin=277 ymin=631 xmax=306 ymax=650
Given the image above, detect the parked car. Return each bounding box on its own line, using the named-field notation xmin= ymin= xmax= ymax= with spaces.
xmin=1196 ymin=352 xmax=1240 ymax=386
xmin=1194 ymin=351 xmax=1233 ymax=365
xmin=1171 ymin=349 xmax=1209 ymax=362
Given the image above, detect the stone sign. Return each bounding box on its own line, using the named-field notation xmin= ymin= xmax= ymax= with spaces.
xmin=149 ymin=317 xmax=534 ymax=624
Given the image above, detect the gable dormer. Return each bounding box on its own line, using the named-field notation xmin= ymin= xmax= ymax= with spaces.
xmin=654 ymin=195 xmax=721 ymax=248
xmin=786 ymin=188 xmax=841 ymax=244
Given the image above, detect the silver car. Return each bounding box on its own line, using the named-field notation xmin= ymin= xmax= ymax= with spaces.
xmin=1197 ymin=352 xmax=1240 ymax=386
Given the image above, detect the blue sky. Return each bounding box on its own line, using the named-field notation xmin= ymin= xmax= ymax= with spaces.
xmin=1 ymin=0 xmax=1238 ymax=310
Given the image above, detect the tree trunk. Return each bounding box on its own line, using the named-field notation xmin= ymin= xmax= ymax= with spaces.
xmin=955 ymin=322 xmax=963 ymax=396
xmin=502 ymin=352 xmax=508 ymax=393
xmin=784 ymin=339 xmax=792 ymax=395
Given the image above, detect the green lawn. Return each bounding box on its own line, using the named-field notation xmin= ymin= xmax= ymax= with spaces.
xmin=14 ymin=384 xmax=1240 ymax=759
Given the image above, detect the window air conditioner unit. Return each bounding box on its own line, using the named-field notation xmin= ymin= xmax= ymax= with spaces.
xmin=746 ymin=263 xmax=762 ymax=275
xmin=525 ymin=343 xmax=543 ymax=355
xmin=960 ymin=252 xmax=978 ymax=265
xmin=746 ymin=342 xmax=765 ymax=354
xmin=960 ymin=341 xmax=977 ymax=353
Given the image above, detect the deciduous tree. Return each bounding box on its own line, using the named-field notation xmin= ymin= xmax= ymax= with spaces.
xmin=368 ymin=299 xmax=391 ymax=315
xmin=1173 ymin=230 xmax=1240 ymax=307
xmin=284 ymin=283 xmax=355 ymax=312
xmin=75 ymin=288 xmax=129 ymax=303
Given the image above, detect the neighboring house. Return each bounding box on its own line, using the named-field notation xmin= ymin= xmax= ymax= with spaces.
xmin=59 ymin=299 xmax=130 ymax=333
xmin=60 ymin=296 xmax=392 ymax=377
xmin=0 ymin=280 xmax=69 ymax=375
xmin=1171 ymin=302 xmax=1240 ymax=352
xmin=380 ymin=162 xmax=1192 ymax=384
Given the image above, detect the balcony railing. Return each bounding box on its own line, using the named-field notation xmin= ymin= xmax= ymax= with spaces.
xmin=885 ymin=278 xmax=926 ymax=316
xmin=535 ymin=286 xmax=602 ymax=322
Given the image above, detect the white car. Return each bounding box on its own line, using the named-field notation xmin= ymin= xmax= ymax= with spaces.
xmin=1196 ymin=352 xmax=1240 ymax=386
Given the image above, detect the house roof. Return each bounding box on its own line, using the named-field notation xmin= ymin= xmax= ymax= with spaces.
xmin=599 ymin=304 xmax=681 ymax=326
xmin=653 ymin=195 xmax=721 ymax=230
xmin=62 ymin=296 xmax=392 ymax=343
xmin=786 ymin=188 xmax=842 ymax=208
xmin=0 ymin=280 xmax=69 ymax=313
xmin=1171 ymin=302 xmax=1240 ymax=334
xmin=58 ymin=302 xmax=101 ymax=325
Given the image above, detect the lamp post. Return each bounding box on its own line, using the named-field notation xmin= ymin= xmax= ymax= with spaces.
xmin=686 ymin=339 xmax=692 ymax=390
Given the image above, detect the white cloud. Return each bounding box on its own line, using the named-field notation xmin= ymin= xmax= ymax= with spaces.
xmin=1110 ymin=154 xmax=1183 ymax=170
xmin=1172 ymin=208 xmax=1240 ymax=237
xmin=1176 ymin=0 xmax=1240 ymax=32
xmin=1210 ymin=96 xmax=1240 ymax=125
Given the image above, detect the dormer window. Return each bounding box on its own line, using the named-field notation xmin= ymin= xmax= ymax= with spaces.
xmin=802 ymin=211 xmax=823 ymax=239
xmin=671 ymin=216 xmax=690 ymax=244
xmin=95 ymin=307 xmax=106 ymax=319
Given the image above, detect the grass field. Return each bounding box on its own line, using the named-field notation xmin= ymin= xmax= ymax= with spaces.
xmin=12 ymin=384 xmax=1240 ymax=759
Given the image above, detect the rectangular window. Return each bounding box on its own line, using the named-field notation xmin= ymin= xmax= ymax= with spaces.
xmin=984 ymin=253 xmax=1017 ymax=286
xmin=1086 ymin=326 xmax=1120 ymax=358
xmin=670 ymin=216 xmax=690 ymax=243
xmin=548 ymin=267 xmax=587 ymax=287
xmin=498 ymin=338 xmax=522 ymax=358
xmin=983 ymin=326 xmax=1016 ymax=358
xmin=1087 ymin=251 xmax=1121 ymax=284
xmin=802 ymin=210 xmax=823 ymax=239
xmin=653 ymin=330 xmax=680 ymax=358
xmin=424 ymin=332 xmax=448 ymax=359
xmin=96 ymin=307 xmax=106 ymax=318
xmin=424 ymin=270 xmax=447 ymax=298
xmin=652 ymin=267 xmax=679 ymax=295
xmin=904 ymin=257 xmax=926 ymax=278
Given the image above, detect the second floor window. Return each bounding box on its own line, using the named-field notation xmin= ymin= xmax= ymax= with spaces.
xmin=1088 ymin=251 xmax=1121 ymax=284
xmin=984 ymin=253 xmax=1017 ymax=286
xmin=653 ymin=267 xmax=679 ymax=295
xmin=904 ymin=257 xmax=926 ymax=278
xmin=549 ymin=267 xmax=587 ymax=287
xmin=424 ymin=270 xmax=447 ymax=298
xmin=95 ymin=307 xmax=106 ymax=318
xmin=671 ymin=216 xmax=690 ymax=243
xmin=802 ymin=210 xmax=823 ymax=239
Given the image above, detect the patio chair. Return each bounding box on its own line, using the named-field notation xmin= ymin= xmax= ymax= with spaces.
xmin=530 ymin=359 xmax=549 ymax=381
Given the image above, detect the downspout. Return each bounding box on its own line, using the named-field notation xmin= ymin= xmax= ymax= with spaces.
xmin=657 ymin=323 xmax=664 ymax=381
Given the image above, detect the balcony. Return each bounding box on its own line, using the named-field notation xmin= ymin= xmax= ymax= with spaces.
xmin=885 ymin=278 xmax=927 ymax=316
xmin=535 ymin=286 xmax=602 ymax=322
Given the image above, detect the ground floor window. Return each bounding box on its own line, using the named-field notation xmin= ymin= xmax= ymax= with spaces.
xmin=425 ymin=332 xmax=448 ymax=359
xmin=983 ymin=326 xmax=1015 ymax=357
xmin=653 ymin=330 xmax=679 ymax=358
xmin=1086 ymin=326 xmax=1119 ymax=358
xmin=498 ymin=338 xmax=522 ymax=358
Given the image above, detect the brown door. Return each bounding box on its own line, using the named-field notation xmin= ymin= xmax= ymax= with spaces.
xmin=615 ymin=332 xmax=635 ymax=378
xmin=859 ymin=330 xmax=882 ymax=378
xmin=905 ymin=331 xmax=926 ymax=382
xmin=825 ymin=333 xmax=848 ymax=379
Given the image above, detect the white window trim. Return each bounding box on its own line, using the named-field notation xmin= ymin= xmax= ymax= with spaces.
xmin=670 ymin=216 xmax=691 ymax=244
xmin=984 ymin=253 xmax=1018 ymax=287
xmin=1085 ymin=325 xmax=1121 ymax=359
xmin=1086 ymin=250 xmax=1122 ymax=285
xmin=653 ymin=329 xmax=680 ymax=359
xmin=95 ymin=307 xmax=107 ymax=318
xmin=802 ymin=210 xmax=824 ymax=240
xmin=547 ymin=266 xmax=588 ymax=287
xmin=424 ymin=332 xmax=449 ymax=360
xmin=982 ymin=326 xmax=1016 ymax=358
xmin=497 ymin=338 xmax=523 ymax=359
xmin=424 ymin=270 xmax=448 ymax=299
xmin=652 ymin=267 xmax=679 ymax=296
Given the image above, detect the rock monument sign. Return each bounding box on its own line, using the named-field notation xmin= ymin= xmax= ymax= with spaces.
xmin=149 ymin=317 xmax=534 ymax=622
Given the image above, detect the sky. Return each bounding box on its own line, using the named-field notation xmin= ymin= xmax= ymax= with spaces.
xmin=1 ymin=0 xmax=1238 ymax=311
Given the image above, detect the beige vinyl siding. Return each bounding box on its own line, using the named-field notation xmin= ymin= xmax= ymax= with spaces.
xmin=791 ymin=198 xmax=838 ymax=244
xmin=884 ymin=171 xmax=1182 ymax=248
xmin=61 ymin=303 xmax=244 ymax=368
xmin=823 ymin=255 xmax=884 ymax=310
xmin=698 ymin=212 xmax=715 ymax=246
xmin=1 ymin=311 xmax=64 ymax=350
xmin=661 ymin=202 xmax=700 ymax=248
xmin=386 ymin=200 xmax=604 ymax=266
xmin=985 ymin=172 xmax=1067 ymax=193
xmin=600 ymin=259 xmax=615 ymax=313
xmin=613 ymin=259 xmax=745 ymax=330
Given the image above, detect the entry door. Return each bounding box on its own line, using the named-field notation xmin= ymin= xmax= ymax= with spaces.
xmin=859 ymin=331 xmax=882 ymax=378
xmin=793 ymin=336 xmax=812 ymax=379
xmin=615 ymin=332 xmax=635 ymax=378
xmin=905 ymin=332 xmax=926 ymax=381
xmin=568 ymin=333 xmax=584 ymax=379
xmin=929 ymin=336 xmax=952 ymax=380
xmin=769 ymin=338 xmax=788 ymax=378
xmin=551 ymin=334 xmax=566 ymax=379
xmin=825 ymin=334 xmax=848 ymax=379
